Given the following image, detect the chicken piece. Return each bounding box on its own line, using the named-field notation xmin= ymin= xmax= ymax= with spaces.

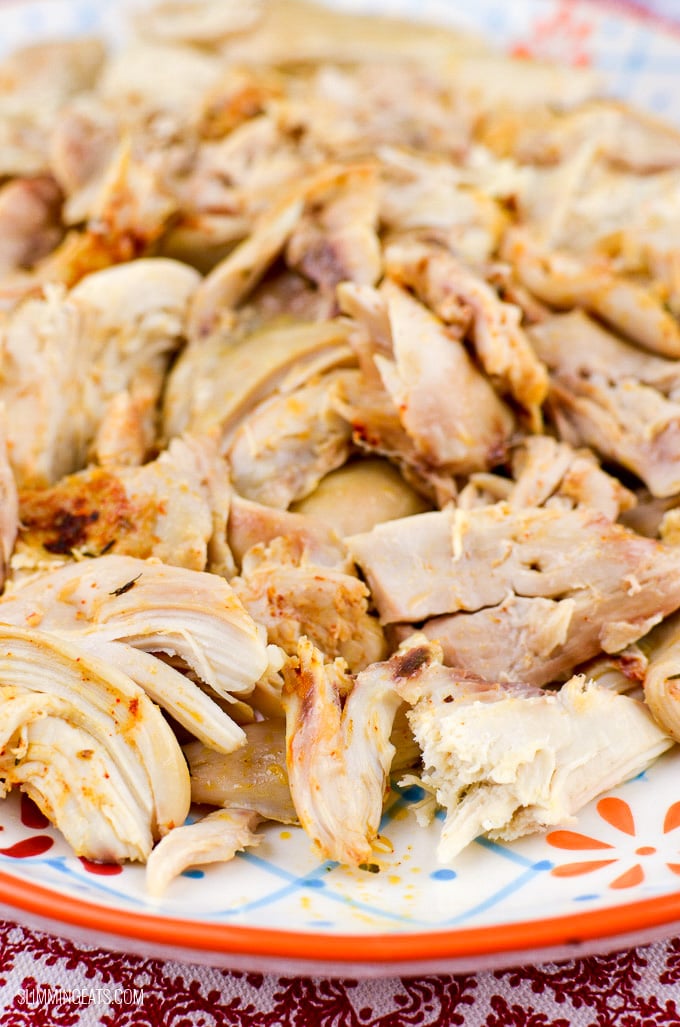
xmin=529 ymin=310 xmax=680 ymax=497
xmin=640 ymin=614 xmax=680 ymax=742
xmin=92 ymin=391 xmax=151 ymax=470
xmin=233 ymin=536 xmax=386 ymax=673
xmin=356 ymin=279 xmax=514 ymax=475
xmin=349 ymin=501 xmax=680 ymax=685
xmin=291 ymin=458 xmax=431 ymax=536
xmin=384 ymin=238 xmax=548 ymax=429
xmin=281 ymin=637 xmax=401 ymax=865
xmin=0 ymin=425 xmax=18 ymax=587
xmin=0 ymin=259 xmax=200 ymax=488
xmin=481 ymin=99 xmax=680 ymax=174
xmin=386 ymin=638 xmax=672 ymax=862
xmin=163 ymin=317 xmax=353 ymax=445
xmin=285 ymin=163 xmax=381 ymax=290
xmin=0 ymin=144 xmax=179 ymax=309
xmin=188 ymin=189 xmax=304 ymax=340
xmin=184 ymin=719 xmax=297 ymax=823
xmin=145 ymin=808 xmax=261 ymax=897
xmin=0 ymin=626 xmax=191 ymax=859
xmin=0 ymin=38 xmax=106 ymax=177
xmin=218 ymin=0 xmax=486 ymax=65
xmin=0 ymin=176 xmax=63 ymax=274
xmin=329 ymin=363 xmax=457 ymax=506
xmin=15 ymin=436 xmax=234 ymax=578
xmin=135 ymin=0 xmax=265 ymax=46
xmin=227 ymin=493 xmax=349 ymax=570
xmin=227 ymin=370 xmax=354 ymax=508
xmin=48 ymin=96 xmax=120 ymax=226
xmin=97 ymin=43 xmax=221 ymax=126
xmin=458 ymin=436 xmax=636 ymax=522
xmin=378 ymin=148 xmax=510 ymax=265
xmin=0 ymin=555 xmax=271 ymax=706
xmin=505 ymin=228 xmax=680 ymax=359
xmin=72 ymin=638 xmax=247 ymax=754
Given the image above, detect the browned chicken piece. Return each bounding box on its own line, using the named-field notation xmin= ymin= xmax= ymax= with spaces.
xmin=0 ymin=38 xmax=106 ymax=177
xmin=384 ymin=238 xmax=548 ymax=429
xmin=233 ymin=535 xmax=386 ymax=673
xmin=529 ymin=310 xmax=680 ymax=497
xmin=281 ymin=636 xmax=401 ymax=865
xmin=14 ymin=436 xmax=235 ymax=579
xmin=0 ymin=176 xmax=63 ymax=274
xmin=0 ymin=258 xmax=200 ymax=488
xmin=385 ymin=637 xmax=672 ymax=862
xmin=227 ymin=370 xmax=355 ymax=508
xmin=0 ymin=142 xmax=179 ymax=309
xmin=504 ymin=228 xmax=680 ymax=359
xmin=458 ymin=435 xmax=636 ymax=522
xmin=227 ymin=493 xmax=349 ymax=570
xmin=348 ymin=501 xmax=680 ymax=685
xmin=163 ymin=317 xmax=353 ymax=445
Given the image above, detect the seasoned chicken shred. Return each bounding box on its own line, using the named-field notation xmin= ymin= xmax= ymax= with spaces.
xmin=1 ymin=0 xmax=680 ymax=886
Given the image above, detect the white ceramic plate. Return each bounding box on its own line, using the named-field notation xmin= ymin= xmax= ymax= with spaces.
xmin=2 ymin=0 xmax=680 ymax=977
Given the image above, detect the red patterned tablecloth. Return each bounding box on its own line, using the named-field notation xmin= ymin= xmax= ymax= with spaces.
xmin=2 ymin=0 xmax=680 ymax=1023
xmin=2 ymin=920 xmax=680 ymax=1026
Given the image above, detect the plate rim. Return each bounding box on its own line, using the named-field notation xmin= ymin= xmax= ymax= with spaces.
xmin=3 ymin=0 xmax=680 ymax=972
xmin=3 ymin=867 xmax=680 ymax=966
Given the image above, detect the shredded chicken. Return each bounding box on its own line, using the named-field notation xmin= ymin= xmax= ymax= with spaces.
xmin=387 ymin=638 xmax=672 ymax=862
xmin=281 ymin=637 xmax=401 ymax=865
xmin=0 ymin=0 xmax=679 ymax=883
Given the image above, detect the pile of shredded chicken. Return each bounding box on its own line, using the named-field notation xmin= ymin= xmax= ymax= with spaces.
xmin=3 ymin=0 xmax=680 ymax=893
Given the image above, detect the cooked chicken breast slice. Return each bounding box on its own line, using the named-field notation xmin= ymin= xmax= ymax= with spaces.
xmin=0 ymin=626 xmax=191 ymax=850
xmin=146 ymin=808 xmax=262 ymax=897
xmin=285 ymin=163 xmax=381 ymax=290
xmin=281 ymin=637 xmax=401 ymax=865
xmin=529 ymin=310 xmax=680 ymax=497
xmin=385 ymin=239 xmax=548 ymax=429
xmin=0 ymin=555 xmax=271 ymax=702
xmin=350 ymin=501 xmax=680 ymax=684
xmin=375 ymin=280 xmax=514 ymax=474
xmin=505 ymin=228 xmax=680 ymax=359
xmin=1 ymin=259 xmax=200 ymax=487
xmin=163 ymin=317 xmax=353 ymax=445
xmin=387 ymin=640 xmax=672 ymax=862
xmin=227 ymin=370 xmax=355 ymax=509
xmin=227 ymin=494 xmax=349 ymax=570
xmin=458 ymin=436 xmax=635 ymax=521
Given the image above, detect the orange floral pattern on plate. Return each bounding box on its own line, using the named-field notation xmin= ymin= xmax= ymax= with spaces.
xmin=547 ymin=797 xmax=680 ymax=890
